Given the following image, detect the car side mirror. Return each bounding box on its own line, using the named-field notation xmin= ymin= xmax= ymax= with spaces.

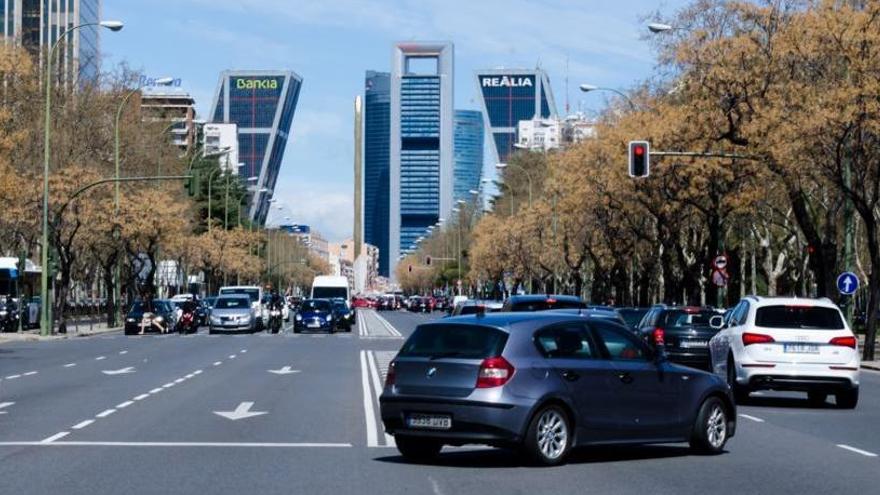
xmin=709 ymin=315 xmax=724 ymax=330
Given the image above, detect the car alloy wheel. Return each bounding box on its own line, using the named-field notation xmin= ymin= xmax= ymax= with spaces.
xmin=690 ymin=397 xmax=728 ymax=454
xmin=529 ymin=406 xmax=570 ymax=464
xmin=706 ymin=403 xmax=727 ymax=449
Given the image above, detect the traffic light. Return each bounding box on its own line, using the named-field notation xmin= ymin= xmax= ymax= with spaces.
xmin=425 ymin=256 xmax=432 ymax=266
xmin=628 ymin=141 xmax=650 ymax=178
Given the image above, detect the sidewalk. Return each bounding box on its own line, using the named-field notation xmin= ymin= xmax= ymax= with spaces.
xmin=0 ymin=321 xmax=121 ymax=345
xmin=862 ymin=361 xmax=880 ymax=371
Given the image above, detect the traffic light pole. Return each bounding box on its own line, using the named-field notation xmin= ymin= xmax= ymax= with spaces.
xmin=650 ymin=151 xmax=760 ymax=160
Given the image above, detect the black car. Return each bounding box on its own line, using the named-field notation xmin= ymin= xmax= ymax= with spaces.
xmin=124 ymin=299 xmax=177 ymax=335
xmin=501 ymin=295 xmax=586 ymax=312
xmin=0 ymin=299 xmax=20 ymax=332
xmin=293 ymin=299 xmax=337 ymax=334
xmin=616 ymin=307 xmax=650 ymax=331
xmin=331 ymin=299 xmax=354 ymax=331
xmin=635 ymin=306 xmax=723 ymax=370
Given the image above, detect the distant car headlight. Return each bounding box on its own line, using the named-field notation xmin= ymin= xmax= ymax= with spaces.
xmin=125 ymin=317 xmax=136 ymax=323
xmin=295 ymin=314 xmax=302 ymax=321
xmin=210 ymin=316 xmax=221 ymax=324
xmin=237 ymin=315 xmax=251 ymax=323
xmin=344 ymin=313 xmax=351 ymax=319
xmin=326 ymin=315 xmax=333 ymax=322
xmin=0 ymin=310 xmax=7 ymax=316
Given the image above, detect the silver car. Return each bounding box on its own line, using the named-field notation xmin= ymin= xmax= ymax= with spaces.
xmin=208 ymin=296 xmax=257 ymax=334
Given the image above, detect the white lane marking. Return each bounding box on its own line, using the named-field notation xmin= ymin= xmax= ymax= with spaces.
xmin=0 ymin=402 xmax=14 ymax=414
xmin=133 ymin=394 xmax=149 ymax=401
xmin=193 ymin=370 xmax=203 ymax=375
xmin=162 ymin=383 xmax=175 ymax=388
xmin=63 ymin=363 xmax=76 ymax=368
xmin=102 ymin=367 xmax=135 ymax=375
xmin=40 ymin=432 xmax=70 ymax=443
xmin=23 ymin=371 xmax=38 ymax=376
xmin=213 ymin=362 xmax=222 ymax=366
xmin=174 ymin=378 xmax=186 ymax=383
xmin=116 ymin=401 xmax=134 ymax=409
xmin=72 ymin=419 xmax=95 ymax=430
xmin=95 ymin=356 xmax=106 ymax=361
xmin=366 ymin=351 xmax=395 ymax=447
xmin=360 ymin=350 xmax=380 ymax=448
xmin=739 ymin=414 xmax=765 ymax=423
xmin=429 ymin=476 xmax=445 ymax=495
xmin=119 ymin=350 xmax=128 ymax=355
xmin=229 ymin=355 xmax=236 ymax=359
xmin=837 ymin=444 xmax=878 ymax=457
xmin=149 ymin=388 xmax=163 ymax=394
xmin=5 ymin=374 xmax=21 ymax=379
xmin=372 ymin=310 xmax=403 ymax=337
xmin=213 ymin=402 xmax=268 ymax=421
xmin=268 ymin=366 xmax=301 ymax=375
xmin=240 ymin=349 xmax=247 ymax=353
xmin=0 ymin=441 xmax=353 ymax=448
xmin=96 ymin=409 xmax=116 ymax=418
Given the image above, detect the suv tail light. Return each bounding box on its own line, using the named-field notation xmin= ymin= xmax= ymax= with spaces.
xmin=652 ymin=327 xmax=665 ymax=346
xmin=476 ymin=357 xmax=515 ymax=388
xmin=830 ymin=336 xmax=857 ymax=348
xmin=385 ymin=361 xmax=396 ymax=387
xmin=742 ymin=332 xmax=775 ymax=346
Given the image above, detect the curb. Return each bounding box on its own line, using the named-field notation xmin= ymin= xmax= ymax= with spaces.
xmin=861 ymin=362 xmax=880 ymax=372
xmin=0 ymin=326 xmax=122 ymax=345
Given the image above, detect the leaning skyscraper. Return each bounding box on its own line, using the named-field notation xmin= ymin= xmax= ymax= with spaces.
xmin=209 ymin=70 xmax=302 ymax=225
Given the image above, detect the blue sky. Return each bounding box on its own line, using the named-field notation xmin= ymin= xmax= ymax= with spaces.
xmin=103 ymin=0 xmax=689 ymax=241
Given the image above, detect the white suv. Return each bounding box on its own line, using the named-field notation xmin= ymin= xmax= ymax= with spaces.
xmin=709 ymin=296 xmax=860 ymax=409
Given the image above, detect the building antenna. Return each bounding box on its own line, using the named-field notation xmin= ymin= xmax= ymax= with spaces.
xmin=565 ymin=55 xmax=570 ymax=115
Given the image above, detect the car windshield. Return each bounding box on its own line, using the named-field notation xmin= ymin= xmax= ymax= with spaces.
xmin=508 ymin=298 xmax=585 ymax=312
xmin=219 ymin=288 xmax=259 ymax=302
xmin=215 ymin=298 xmax=250 ymax=309
xmin=398 ymin=324 xmax=508 ymax=359
xmin=457 ymin=305 xmax=485 ymax=315
xmin=301 ymin=300 xmax=331 ymax=312
xmin=755 ymin=305 xmax=845 ymax=329
xmin=661 ymin=310 xmax=717 ymax=328
xmin=313 ymin=287 xmax=347 ymax=299
xmin=333 ymin=302 xmax=348 ymax=311
xmin=618 ymin=309 xmax=648 ymax=326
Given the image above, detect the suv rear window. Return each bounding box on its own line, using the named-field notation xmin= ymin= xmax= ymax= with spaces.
xmin=755 ymin=305 xmax=844 ymax=330
xmin=660 ymin=310 xmax=717 ymax=328
xmin=398 ymin=324 xmax=508 ymax=359
xmin=508 ymin=299 xmax=585 ymax=312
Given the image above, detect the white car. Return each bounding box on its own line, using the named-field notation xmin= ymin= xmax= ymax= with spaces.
xmin=709 ymin=296 xmax=860 ymax=408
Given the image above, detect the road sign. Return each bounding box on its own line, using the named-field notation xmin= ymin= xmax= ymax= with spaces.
xmin=837 ymin=272 xmax=859 ymax=295
xmin=713 ymin=255 xmax=728 ymax=270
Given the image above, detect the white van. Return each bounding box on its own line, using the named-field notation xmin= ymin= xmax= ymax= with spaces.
xmin=311 ymin=276 xmax=350 ymax=307
xmin=218 ymin=286 xmax=264 ymax=329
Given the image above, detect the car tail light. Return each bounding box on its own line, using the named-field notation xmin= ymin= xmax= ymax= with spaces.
xmin=830 ymin=336 xmax=857 ymax=348
xmin=385 ymin=361 xmax=396 ymax=387
xmin=652 ymin=327 xmax=665 ymax=346
xmin=476 ymin=357 xmax=515 ymax=388
xmin=742 ymin=332 xmax=775 ymax=346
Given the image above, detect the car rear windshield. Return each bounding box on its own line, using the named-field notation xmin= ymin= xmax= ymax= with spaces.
xmin=755 ymin=305 xmax=844 ymax=330
xmin=216 ymin=298 xmax=249 ymax=309
xmin=509 ymin=299 xmax=585 ymax=312
xmin=398 ymin=324 xmax=508 ymax=359
xmin=301 ymin=300 xmax=331 ymax=312
xmin=220 ymin=288 xmax=258 ymax=302
xmin=660 ymin=310 xmax=717 ymax=328
xmin=313 ymin=287 xmax=347 ymax=299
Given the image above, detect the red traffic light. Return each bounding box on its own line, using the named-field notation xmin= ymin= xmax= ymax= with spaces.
xmin=628 ymin=141 xmax=650 ymax=178
xmin=634 ymin=145 xmax=645 ymax=156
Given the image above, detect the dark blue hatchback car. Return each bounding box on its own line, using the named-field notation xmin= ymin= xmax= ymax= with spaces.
xmin=380 ymin=313 xmax=735 ymax=465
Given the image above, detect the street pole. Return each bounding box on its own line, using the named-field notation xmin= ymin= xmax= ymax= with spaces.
xmin=844 ymin=154 xmax=854 ymax=323
xmin=224 ymin=173 xmax=230 ymax=230
xmin=207 ymin=168 xmax=223 ymax=235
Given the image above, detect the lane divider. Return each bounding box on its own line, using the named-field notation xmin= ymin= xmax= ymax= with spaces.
xmin=837 ymin=444 xmax=878 ymax=457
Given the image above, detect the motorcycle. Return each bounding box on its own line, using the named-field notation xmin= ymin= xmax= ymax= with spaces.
xmin=177 ymin=310 xmax=196 ymax=334
xmin=268 ymin=308 xmax=283 ymax=334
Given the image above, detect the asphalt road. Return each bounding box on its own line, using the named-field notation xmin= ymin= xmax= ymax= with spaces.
xmin=0 ymin=309 xmax=878 ymax=495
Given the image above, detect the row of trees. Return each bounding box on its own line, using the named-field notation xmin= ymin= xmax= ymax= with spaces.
xmin=0 ymin=45 xmax=326 ymax=332
xmin=408 ymin=0 xmax=880 ymax=359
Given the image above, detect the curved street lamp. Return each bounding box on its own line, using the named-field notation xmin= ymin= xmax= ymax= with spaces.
xmin=40 ymin=20 xmax=124 ymax=335
xmin=578 ymin=84 xmax=636 ymax=111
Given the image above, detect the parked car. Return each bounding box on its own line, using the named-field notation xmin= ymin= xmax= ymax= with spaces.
xmin=380 ymin=313 xmax=735 ymax=465
xmin=449 ymin=299 xmax=503 ymax=316
xmin=501 ymin=295 xmax=586 ymax=312
xmin=124 ymin=299 xmax=177 ymax=335
xmin=635 ymin=305 xmax=723 ymax=370
xmin=709 ymin=296 xmax=860 ymax=408
xmin=208 ymin=296 xmax=257 ymax=334
xmin=293 ymin=299 xmax=337 ymax=334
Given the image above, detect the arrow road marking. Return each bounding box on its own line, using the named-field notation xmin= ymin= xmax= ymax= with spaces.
xmin=267 ymin=366 xmax=301 ymax=375
xmin=0 ymin=402 xmax=14 ymax=415
xmin=102 ymin=367 xmax=135 ymax=375
xmin=213 ymin=401 xmax=268 ymax=421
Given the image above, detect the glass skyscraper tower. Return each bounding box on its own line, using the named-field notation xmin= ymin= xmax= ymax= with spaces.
xmin=1 ymin=0 xmax=101 ymax=82
xmin=453 ymin=110 xmax=484 ymax=203
xmin=474 ymin=69 xmax=556 ymax=164
xmin=209 ymin=70 xmax=302 ymax=226
xmin=389 ymin=42 xmax=454 ymax=279
xmin=364 ymin=71 xmax=391 ymax=277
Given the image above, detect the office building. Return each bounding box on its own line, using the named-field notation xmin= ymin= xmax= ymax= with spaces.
xmin=1 ymin=0 xmax=101 ymax=82
xmin=517 ymin=114 xmax=597 ymax=152
xmin=390 ymin=42 xmax=454 ymax=279
xmin=202 ymin=123 xmax=239 ymax=174
xmin=363 ymin=70 xmax=391 ymax=277
xmin=210 ymin=70 xmax=302 ymax=225
xmin=140 ymin=89 xmax=198 ymax=151
xmin=453 ymin=110 xmax=484 ymax=203
xmin=474 ymin=68 xmax=556 ymax=164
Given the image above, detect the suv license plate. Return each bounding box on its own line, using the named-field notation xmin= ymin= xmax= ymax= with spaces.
xmin=784 ymin=343 xmax=819 ymax=354
xmin=680 ymin=340 xmax=708 ymax=348
xmin=407 ymin=414 xmax=452 ymax=430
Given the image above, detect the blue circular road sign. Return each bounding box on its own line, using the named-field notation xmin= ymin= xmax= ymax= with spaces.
xmin=837 ymin=272 xmax=859 ymax=295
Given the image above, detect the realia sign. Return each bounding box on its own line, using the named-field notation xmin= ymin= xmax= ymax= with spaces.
xmin=480 ymin=75 xmax=534 ymax=88
xmin=235 ymin=78 xmax=279 ymax=90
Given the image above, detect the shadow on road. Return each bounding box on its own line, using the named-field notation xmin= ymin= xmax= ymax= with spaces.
xmin=740 ymin=395 xmax=837 ymax=410
xmin=375 ymin=444 xmax=710 ymax=468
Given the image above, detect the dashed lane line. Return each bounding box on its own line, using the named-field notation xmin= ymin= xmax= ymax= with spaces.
xmin=40 ymin=432 xmax=70 ymax=444
xmin=0 ymin=441 xmax=353 ymax=448
xmin=71 ymin=420 xmax=95 ymax=430
xmin=23 ymin=371 xmax=38 ymax=376
xmin=133 ymin=394 xmax=149 ymax=401
xmin=149 ymin=388 xmax=163 ymax=394
xmin=63 ymin=363 xmax=76 ymax=368
xmin=360 ymin=350 xmax=380 ymax=448
xmin=213 ymin=361 xmax=222 ymax=366
xmin=116 ymin=401 xmax=134 ymax=409
xmin=95 ymin=409 xmax=116 ymax=418
xmin=366 ymin=351 xmax=395 ymax=447
xmin=5 ymin=374 xmax=21 ymax=380
xmin=837 ymin=444 xmax=878 ymax=457
xmin=95 ymin=356 xmax=106 ymax=361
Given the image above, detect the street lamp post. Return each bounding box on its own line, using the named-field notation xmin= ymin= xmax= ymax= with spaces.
xmin=41 ymin=20 xmax=123 ymax=336
xmin=579 ymin=84 xmax=636 ymax=111
xmin=495 ymin=162 xmax=533 ymax=208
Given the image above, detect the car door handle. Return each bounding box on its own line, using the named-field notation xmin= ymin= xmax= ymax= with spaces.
xmin=561 ymin=370 xmax=580 ymax=382
xmin=618 ymin=372 xmax=634 ymax=384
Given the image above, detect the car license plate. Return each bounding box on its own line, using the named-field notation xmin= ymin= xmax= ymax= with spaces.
xmin=307 ymin=322 xmax=321 ymax=328
xmin=784 ymin=343 xmax=819 ymax=354
xmin=680 ymin=340 xmax=708 ymax=348
xmin=407 ymin=414 xmax=452 ymax=430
